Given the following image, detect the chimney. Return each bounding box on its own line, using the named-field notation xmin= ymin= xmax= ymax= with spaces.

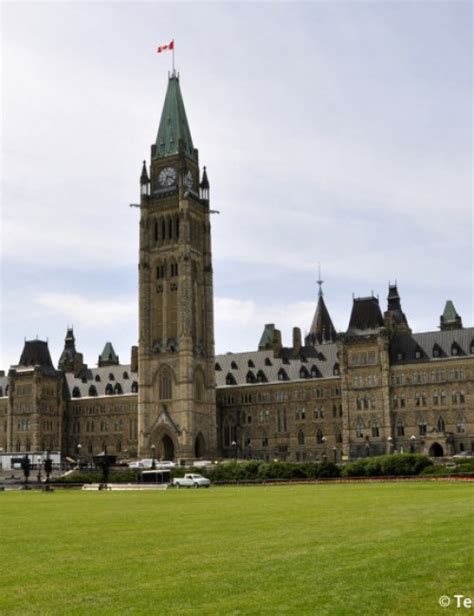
xmin=272 ymin=329 xmax=282 ymax=357
xmin=292 ymin=327 xmax=302 ymax=357
xmin=131 ymin=346 xmax=138 ymax=373
xmin=73 ymin=353 xmax=86 ymax=378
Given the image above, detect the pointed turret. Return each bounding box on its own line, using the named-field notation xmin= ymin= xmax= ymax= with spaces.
xmin=153 ymin=74 xmax=196 ymax=162
xmin=58 ymin=327 xmax=86 ymax=374
xmin=98 ymin=342 xmax=119 ymax=367
xmin=440 ymin=300 xmax=463 ymax=331
xmin=200 ymin=166 xmax=209 ymax=200
xmin=384 ymin=283 xmax=410 ymax=334
xmin=305 ymin=273 xmax=336 ymax=345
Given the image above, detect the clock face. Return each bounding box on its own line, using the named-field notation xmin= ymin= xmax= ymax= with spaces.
xmin=159 ymin=166 xmax=177 ymax=187
xmin=184 ymin=170 xmax=193 ymax=189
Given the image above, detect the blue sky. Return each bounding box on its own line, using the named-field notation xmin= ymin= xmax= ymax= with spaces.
xmin=1 ymin=1 xmax=472 ymax=369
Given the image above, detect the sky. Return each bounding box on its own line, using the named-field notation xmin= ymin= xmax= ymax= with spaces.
xmin=0 ymin=1 xmax=472 ymax=370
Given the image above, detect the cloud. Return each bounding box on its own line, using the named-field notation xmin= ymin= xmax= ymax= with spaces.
xmin=36 ymin=293 xmax=136 ymax=327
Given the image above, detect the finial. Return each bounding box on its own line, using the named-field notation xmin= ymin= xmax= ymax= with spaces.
xmin=316 ymin=262 xmax=324 ymax=298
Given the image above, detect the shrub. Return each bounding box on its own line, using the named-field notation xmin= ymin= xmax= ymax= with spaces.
xmin=341 ymin=454 xmax=432 ymax=478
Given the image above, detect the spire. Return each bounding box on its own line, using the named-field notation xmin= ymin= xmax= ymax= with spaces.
xmin=316 ymin=263 xmax=323 ymax=298
xmin=154 ymin=74 xmax=196 ymax=161
xmin=306 ymin=273 xmax=336 ymax=346
xmin=200 ymin=166 xmax=209 ymax=189
xmin=384 ymin=282 xmax=410 ymax=334
xmin=140 ymin=160 xmax=149 ymax=185
xmin=440 ymin=300 xmax=463 ymax=331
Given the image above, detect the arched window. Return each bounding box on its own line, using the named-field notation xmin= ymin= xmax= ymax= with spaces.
xmin=310 ymin=365 xmax=321 ymax=378
xmin=88 ymin=385 xmax=97 ymax=397
xmin=261 ymin=432 xmax=268 ymax=447
xmin=298 ymin=430 xmax=305 ymax=446
xmin=223 ymin=418 xmax=233 ymax=448
xmin=246 ymin=371 xmax=256 ymax=384
xmin=248 ymin=359 xmax=255 ymax=368
xmin=396 ymin=418 xmax=405 ymax=437
xmin=214 ymin=362 xmax=222 ymax=371
xmin=105 ymin=384 xmax=113 ymax=395
xmin=72 ymin=386 xmax=81 ymax=398
xmin=299 ymin=367 xmax=309 ymax=379
xmin=418 ymin=418 xmax=427 ymax=436
xmin=316 ymin=429 xmax=324 ymax=444
xmin=256 ymin=370 xmax=267 ymax=383
xmin=432 ymin=344 xmax=442 ymax=358
xmin=114 ymin=383 xmax=123 ymax=395
xmin=122 ymin=371 xmax=129 ymax=379
xmin=436 ymin=416 xmax=446 ymax=432
xmin=355 ymin=418 xmax=364 ymax=439
xmin=159 ymin=368 xmax=172 ymax=400
xmin=451 ymin=342 xmax=460 ymax=356
xmin=265 ymin=357 xmax=272 ymax=366
xmin=109 ymin=373 xmax=115 ymax=381
xmin=371 ymin=419 xmax=380 ymax=438
xmin=335 ymin=427 xmax=342 ymax=443
xmin=277 ymin=368 xmax=288 ymax=381
xmin=131 ymin=381 xmax=138 ymax=393
xmin=95 ymin=374 xmax=101 ymax=382
xmin=456 ymin=416 xmax=466 ymax=434
xmin=333 ymin=363 xmax=340 ymax=376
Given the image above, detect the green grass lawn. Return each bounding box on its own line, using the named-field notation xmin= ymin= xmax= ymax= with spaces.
xmin=0 ymin=482 xmax=472 ymax=615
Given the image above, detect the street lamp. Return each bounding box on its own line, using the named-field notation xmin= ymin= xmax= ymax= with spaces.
xmin=231 ymin=440 xmax=238 ymax=461
xmin=151 ymin=444 xmax=156 ymax=469
xmin=387 ymin=436 xmax=393 ymax=454
xmin=410 ymin=435 xmax=416 ymax=454
xmin=321 ymin=436 xmax=327 ymax=462
xmin=332 ymin=446 xmax=337 ymax=464
xmin=77 ymin=443 xmax=82 ymax=469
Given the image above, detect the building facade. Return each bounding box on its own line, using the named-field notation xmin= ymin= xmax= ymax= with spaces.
xmin=0 ymin=74 xmax=472 ymax=465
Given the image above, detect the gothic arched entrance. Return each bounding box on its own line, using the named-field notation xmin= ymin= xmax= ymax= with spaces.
xmin=194 ymin=432 xmax=206 ymax=458
xmin=429 ymin=442 xmax=444 ymax=457
xmin=162 ymin=435 xmax=175 ymax=461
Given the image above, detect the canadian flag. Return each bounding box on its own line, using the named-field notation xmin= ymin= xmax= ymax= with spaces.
xmin=156 ymin=40 xmax=174 ymax=53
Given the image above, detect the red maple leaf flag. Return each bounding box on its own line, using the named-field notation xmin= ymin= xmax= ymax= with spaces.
xmin=156 ymin=40 xmax=174 ymax=53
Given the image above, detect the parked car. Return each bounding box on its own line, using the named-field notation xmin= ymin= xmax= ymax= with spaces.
xmin=173 ymin=473 xmax=210 ymax=488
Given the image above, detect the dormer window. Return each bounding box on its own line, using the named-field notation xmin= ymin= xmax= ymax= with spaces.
xmin=248 ymin=359 xmax=255 ymax=368
xmin=256 ymin=370 xmax=267 ymax=383
xmin=109 ymin=373 xmax=115 ymax=381
xmin=88 ymin=385 xmax=98 ymax=397
xmin=396 ymin=352 xmax=404 ymax=361
xmin=114 ymin=383 xmax=123 ymax=395
xmin=432 ymin=344 xmax=442 ymax=358
xmin=310 ymin=365 xmax=321 ymax=378
xmin=72 ymin=386 xmax=81 ymax=398
xmin=414 ymin=348 xmax=422 ymax=360
xmin=105 ymin=384 xmax=113 ymax=395
xmin=246 ymin=371 xmax=256 ymax=384
xmin=122 ymin=371 xmax=129 ymax=379
xmin=470 ymin=340 xmax=474 ymax=355
xmin=451 ymin=342 xmax=461 ymax=356
xmin=131 ymin=381 xmax=138 ymax=393
xmin=231 ymin=361 xmax=238 ymax=370
xmin=282 ymin=357 xmax=290 ymax=365
xmin=214 ymin=362 xmax=222 ymax=371
xmin=225 ymin=373 xmax=236 ymax=386
xmin=265 ymin=358 xmax=272 ymax=366
xmin=278 ymin=368 xmax=289 ymax=381
xmin=95 ymin=374 xmax=101 ymax=382
xmin=299 ymin=367 xmax=309 ymax=379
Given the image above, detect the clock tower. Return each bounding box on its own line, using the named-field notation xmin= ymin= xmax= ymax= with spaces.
xmin=137 ymin=71 xmax=217 ymax=462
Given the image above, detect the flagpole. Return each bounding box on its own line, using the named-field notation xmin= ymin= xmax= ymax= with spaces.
xmin=172 ymin=41 xmax=175 ymax=74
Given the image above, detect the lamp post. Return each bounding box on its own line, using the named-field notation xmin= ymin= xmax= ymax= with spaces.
xmin=37 ymin=455 xmax=43 ymax=485
xmin=231 ymin=440 xmax=237 ymax=461
xmin=332 ymin=446 xmax=337 ymax=464
xmin=151 ymin=444 xmax=156 ymax=470
xmin=410 ymin=435 xmax=416 ymax=454
xmin=44 ymin=450 xmax=53 ymax=489
xmin=387 ymin=436 xmax=393 ymax=454
xmin=365 ymin=436 xmax=370 ymax=457
xmin=77 ymin=443 xmax=82 ymax=469
xmin=321 ymin=436 xmax=327 ymax=462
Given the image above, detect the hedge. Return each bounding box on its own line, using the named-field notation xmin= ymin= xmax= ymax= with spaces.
xmin=341 ymin=454 xmax=432 ymax=478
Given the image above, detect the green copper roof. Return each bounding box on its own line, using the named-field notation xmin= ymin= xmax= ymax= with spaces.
xmin=100 ymin=342 xmax=118 ymax=363
xmin=258 ymin=324 xmax=275 ymax=350
xmin=154 ymin=74 xmax=196 ymax=161
xmin=442 ymin=300 xmax=459 ymax=322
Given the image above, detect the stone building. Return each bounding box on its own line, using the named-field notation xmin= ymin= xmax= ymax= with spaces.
xmin=0 ymin=73 xmax=472 ymax=465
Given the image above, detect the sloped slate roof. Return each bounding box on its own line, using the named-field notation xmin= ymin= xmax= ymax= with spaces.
xmin=65 ymin=364 xmax=138 ymax=399
xmin=215 ymin=345 xmax=340 ymax=388
xmin=347 ymin=297 xmax=384 ymax=334
xmin=19 ymin=340 xmax=54 ymax=368
xmin=390 ymin=327 xmax=474 ymax=364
